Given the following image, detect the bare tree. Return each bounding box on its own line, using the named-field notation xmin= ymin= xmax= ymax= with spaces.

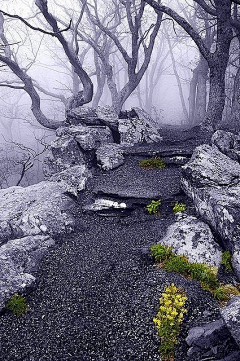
xmin=77 ymin=0 xmax=163 ymax=114
xmin=144 ymin=0 xmax=235 ymax=131
xmin=0 ymin=0 xmax=94 ymax=129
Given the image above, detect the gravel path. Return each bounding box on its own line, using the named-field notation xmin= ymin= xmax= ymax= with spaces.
xmin=0 ymin=210 xmax=220 ymax=361
xmin=0 ymin=133 xmax=222 ymax=361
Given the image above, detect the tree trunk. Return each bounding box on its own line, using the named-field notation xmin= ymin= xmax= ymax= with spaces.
xmin=194 ymin=58 xmax=208 ymax=124
xmin=92 ymin=51 xmax=106 ymax=108
xmin=72 ymin=66 xmax=81 ymax=95
xmin=166 ymin=32 xmax=188 ymax=122
xmin=189 ymin=68 xmax=198 ymax=124
xmin=202 ymin=0 xmax=232 ymax=130
xmin=229 ymin=65 xmax=240 ymax=130
xmin=36 ymin=0 xmax=93 ymax=106
xmin=204 ymin=60 xmax=227 ymax=129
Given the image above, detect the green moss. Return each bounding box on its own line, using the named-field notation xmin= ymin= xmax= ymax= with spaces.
xmin=221 ymin=251 xmax=233 ymax=273
xmin=172 ymin=202 xmax=187 ymax=214
xmin=6 ymin=294 xmax=29 ymax=316
xmin=139 ymin=157 xmax=166 ymax=169
xmin=146 ymin=199 xmax=161 ymax=214
xmin=150 ymin=244 xmax=238 ymax=302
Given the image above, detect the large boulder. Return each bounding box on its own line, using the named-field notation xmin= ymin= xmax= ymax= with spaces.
xmin=220 ymin=297 xmax=240 ymax=348
xmin=157 ymin=215 xmax=222 ymax=267
xmin=0 ymin=166 xmax=90 ymax=242
xmin=66 ymin=106 xmax=100 ymax=126
xmin=182 ymin=144 xmax=240 ymax=251
xmin=0 ymin=235 xmax=55 ymax=312
xmin=96 ymin=106 xmax=119 ymax=130
xmin=56 ymin=125 xmax=114 ymax=151
xmin=181 ymin=142 xmax=240 ymax=279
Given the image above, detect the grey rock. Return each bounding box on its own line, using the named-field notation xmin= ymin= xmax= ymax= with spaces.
xmin=182 ymin=144 xmax=240 ymax=187
xmin=66 ymin=106 xmax=99 ymax=125
xmin=0 ymin=235 xmax=55 ymax=311
xmin=186 ymin=326 xmax=205 ymax=346
xmin=96 ymin=144 xmax=125 ymax=170
xmin=158 ymin=215 xmax=222 ymax=266
xmin=212 ymin=130 xmax=240 ymax=161
xmin=132 ymin=107 xmax=159 ymax=128
xmin=221 ymin=296 xmax=240 ymax=347
xmin=96 ymin=106 xmax=119 ymax=130
xmin=186 ymin=319 xmax=231 ymax=355
xmin=215 ymin=351 xmax=240 ymax=361
xmin=43 ymin=135 xmax=85 ymax=177
xmin=181 ymin=144 xmax=240 ymax=259
xmin=118 ymin=112 xmax=162 ymax=145
xmin=66 ymin=105 xmax=119 ymax=130
xmin=56 ymin=125 xmax=113 ymax=151
xmin=0 ymin=180 xmax=85 ymax=242
xmin=49 ymin=165 xmax=91 ymax=197
xmin=163 ymin=155 xmax=189 ymax=165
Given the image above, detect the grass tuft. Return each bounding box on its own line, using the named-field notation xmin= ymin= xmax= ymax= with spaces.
xmin=146 ymin=199 xmax=161 ymax=214
xmin=139 ymin=157 xmax=166 ymax=169
xmin=6 ymin=294 xmax=29 ymax=316
xmin=172 ymin=202 xmax=187 ymax=214
xmin=221 ymin=251 xmax=233 ymax=273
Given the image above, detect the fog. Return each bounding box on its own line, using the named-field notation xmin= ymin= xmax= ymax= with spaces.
xmin=0 ymin=0 xmax=237 ymax=187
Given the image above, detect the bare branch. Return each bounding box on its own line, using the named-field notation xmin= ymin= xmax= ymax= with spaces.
xmin=0 ymin=9 xmax=72 ymax=36
xmin=144 ymin=0 xmax=211 ymax=62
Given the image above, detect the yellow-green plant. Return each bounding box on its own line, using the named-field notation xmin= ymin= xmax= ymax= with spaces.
xmin=221 ymin=251 xmax=233 ymax=273
xmin=6 ymin=293 xmax=29 ymax=316
xmin=139 ymin=157 xmax=166 ymax=169
xmin=172 ymin=202 xmax=187 ymax=214
xmin=153 ymin=283 xmax=187 ymax=360
xmin=146 ymin=199 xmax=161 ymax=214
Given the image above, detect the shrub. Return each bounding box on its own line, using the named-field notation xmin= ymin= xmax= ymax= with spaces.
xmin=221 ymin=251 xmax=233 ymax=273
xmin=146 ymin=199 xmax=161 ymax=214
xmin=6 ymin=294 xmax=29 ymax=316
xmin=153 ymin=283 xmax=187 ymax=360
xmin=172 ymin=202 xmax=187 ymax=214
xmin=139 ymin=157 xmax=166 ymax=169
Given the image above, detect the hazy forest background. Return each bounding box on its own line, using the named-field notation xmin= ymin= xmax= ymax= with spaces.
xmin=0 ymin=0 xmax=239 ymax=188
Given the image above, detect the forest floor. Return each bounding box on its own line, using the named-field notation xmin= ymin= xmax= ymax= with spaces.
xmin=0 ymin=125 xmax=235 ymax=361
